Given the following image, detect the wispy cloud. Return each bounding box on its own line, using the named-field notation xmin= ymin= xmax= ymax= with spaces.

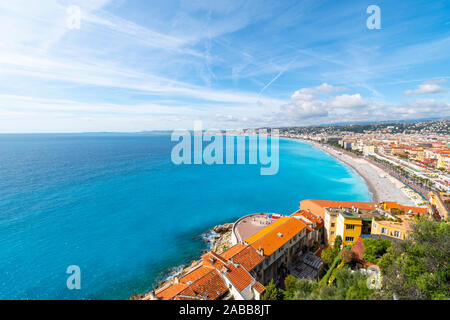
xmin=0 ymin=0 xmax=449 ymax=132
xmin=404 ymin=79 xmax=447 ymax=96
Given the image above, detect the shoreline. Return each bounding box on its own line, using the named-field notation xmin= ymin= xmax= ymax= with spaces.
xmin=285 ymin=137 xmax=419 ymax=206
xmin=132 ymin=137 xmax=421 ymax=299
xmin=303 ymin=139 xmax=378 ymax=201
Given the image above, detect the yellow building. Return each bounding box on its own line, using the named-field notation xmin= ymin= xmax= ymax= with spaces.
xmin=301 ymin=199 xmax=428 ymax=248
xmin=429 ymin=191 xmax=450 ymax=220
xmin=436 ymin=153 xmax=449 ymax=170
xmin=371 ymin=214 xmax=415 ymax=240
xmin=324 ymin=208 xmax=362 ymax=248
xmin=363 ymin=145 xmax=376 ymax=155
xmin=336 ymin=211 xmax=363 ymax=247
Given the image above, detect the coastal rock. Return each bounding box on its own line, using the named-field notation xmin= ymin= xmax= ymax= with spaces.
xmin=129 ymin=293 xmax=146 ymax=300
xmin=212 ymin=223 xmax=233 ymax=234
xmin=211 ymin=230 xmax=232 ymax=254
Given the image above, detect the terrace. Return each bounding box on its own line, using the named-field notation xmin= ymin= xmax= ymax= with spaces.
xmin=290 ymin=252 xmax=323 ymax=280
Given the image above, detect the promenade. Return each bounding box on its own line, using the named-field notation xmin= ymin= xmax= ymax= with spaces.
xmin=303 ymin=140 xmax=419 ymax=206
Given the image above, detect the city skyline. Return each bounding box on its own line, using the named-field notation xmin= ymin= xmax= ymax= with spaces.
xmin=1 ymin=0 xmax=449 ymax=133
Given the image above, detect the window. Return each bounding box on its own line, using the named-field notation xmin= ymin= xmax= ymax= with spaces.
xmin=345 ymin=236 xmax=354 ymax=242
xmin=331 ymin=223 xmax=335 ymax=228
xmin=373 ymin=223 xmax=377 ymax=230
xmin=330 ymin=231 xmax=334 ymax=235
xmin=346 ymin=224 xmax=355 ymax=230
xmin=393 ymin=231 xmax=402 ymax=238
xmin=381 ymin=227 xmax=388 ymax=235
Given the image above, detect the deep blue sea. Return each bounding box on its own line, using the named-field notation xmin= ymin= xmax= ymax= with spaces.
xmin=0 ymin=134 xmax=370 ymax=299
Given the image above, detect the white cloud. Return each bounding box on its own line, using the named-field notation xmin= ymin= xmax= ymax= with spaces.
xmin=296 ymin=82 xmax=346 ymax=95
xmin=271 ymin=83 xmax=450 ymax=127
xmin=329 ymin=94 xmax=370 ymax=109
xmin=404 ymin=79 xmax=447 ymax=96
xmin=276 ymin=85 xmax=364 ymax=123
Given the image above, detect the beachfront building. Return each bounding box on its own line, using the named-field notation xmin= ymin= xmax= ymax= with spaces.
xmin=243 ymin=217 xmax=309 ymax=286
xmin=299 ymin=199 xmax=427 ymax=247
xmin=371 ymin=214 xmax=416 ymax=240
xmin=146 ymin=199 xmax=428 ymax=301
xmin=429 ymin=191 xmax=450 ymax=221
xmin=300 ymin=200 xmax=378 ymax=247
xmin=148 ymin=244 xmax=265 ymax=301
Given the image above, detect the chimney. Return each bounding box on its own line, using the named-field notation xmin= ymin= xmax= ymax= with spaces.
xmin=257 ymin=248 xmax=264 ymax=257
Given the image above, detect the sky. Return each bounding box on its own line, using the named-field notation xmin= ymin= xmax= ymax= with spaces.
xmin=0 ymin=0 xmax=449 ymax=133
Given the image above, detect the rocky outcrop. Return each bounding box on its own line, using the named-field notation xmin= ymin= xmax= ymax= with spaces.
xmin=212 ymin=223 xmax=233 ymax=234
xmin=210 ymin=223 xmax=233 ymax=254
xmin=129 ymin=293 xmax=146 ymax=300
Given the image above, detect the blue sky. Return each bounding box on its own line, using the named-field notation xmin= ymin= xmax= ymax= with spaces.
xmin=0 ymin=0 xmax=449 ymax=132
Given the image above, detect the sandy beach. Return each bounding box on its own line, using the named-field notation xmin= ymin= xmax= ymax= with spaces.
xmin=292 ymin=138 xmax=418 ymax=206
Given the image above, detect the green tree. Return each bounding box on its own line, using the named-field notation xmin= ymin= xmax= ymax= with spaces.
xmin=283 ymin=275 xmax=298 ymax=300
xmin=378 ymin=218 xmax=450 ymax=300
xmin=261 ymin=280 xmax=284 ymax=300
xmin=362 ymin=238 xmax=391 ymax=264
xmin=293 ymin=278 xmax=318 ymax=300
xmin=334 ymin=235 xmax=343 ymax=251
xmin=321 ymin=247 xmax=337 ymax=267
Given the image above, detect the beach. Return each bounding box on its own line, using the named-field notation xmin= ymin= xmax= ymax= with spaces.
xmin=134 ymin=136 xmax=424 ymax=299
xmin=299 ymin=139 xmax=419 ymax=206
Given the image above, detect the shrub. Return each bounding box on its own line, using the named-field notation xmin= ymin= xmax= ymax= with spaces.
xmin=261 ymin=280 xmax=284 ymax=300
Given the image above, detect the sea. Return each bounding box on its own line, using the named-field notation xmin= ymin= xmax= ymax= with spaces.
xmin=0 ymin=133 xmax=370 ymax=299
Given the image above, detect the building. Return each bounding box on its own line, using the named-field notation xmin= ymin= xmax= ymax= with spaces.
xmin=149 ymin=244 xmax=265 ymax=300
xmin=429 ymin=191 xmax=450 ymax=220
xmin=299 ymin=199 xmax=379 ymax=220
xmin=371 ymin=214 xmax=417 ymax=240
xmin=363 ymin=145 xmax=376 ymax=155
xmin=291 ymin=209 xmax=324 ymax=246
xmin=299 ymin=199 xmax=427 ymax=247
xmin=244 ymin=217 xmax=309 ymax=285
xmin=147 ymin=198 xmax=429 ymax=301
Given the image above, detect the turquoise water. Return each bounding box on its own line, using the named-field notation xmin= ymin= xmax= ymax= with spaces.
xmin=0 ymin=134 xmax=370 ymax=299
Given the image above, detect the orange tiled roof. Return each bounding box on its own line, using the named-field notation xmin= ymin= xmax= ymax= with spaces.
xmin=202 ymin=251 xmax=227 ymax=269
xmin=246 ymin=217 xmax=291 ymax=242
xmin=174 ymin=286 xmax=200 ymax=300
xmin=179 ymin=266 xmax=214 ymax=284
xmin=291 ymin=210 xmax=324 ymax=229
xmin=309 ymin=200 xmax=379 ymax=210
xmin=221 ymin=243 xmax=247 ymax=260
xmin=252 ymin=281 xmax=266 ymax=294
xmin=178 ymin=270 xmax=228 ymax=300
xmin=245 ymin=217 xmax=307 ymax=256
xmin=224 ymin=263 xmax=254 ymax=292
xmin=398 ymin=205 xmax=427 ymax=215
xmin=155 ymin=283 xmax=188 ymax=300
xmin=223 ymin=245 xmax=264 ymax=271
